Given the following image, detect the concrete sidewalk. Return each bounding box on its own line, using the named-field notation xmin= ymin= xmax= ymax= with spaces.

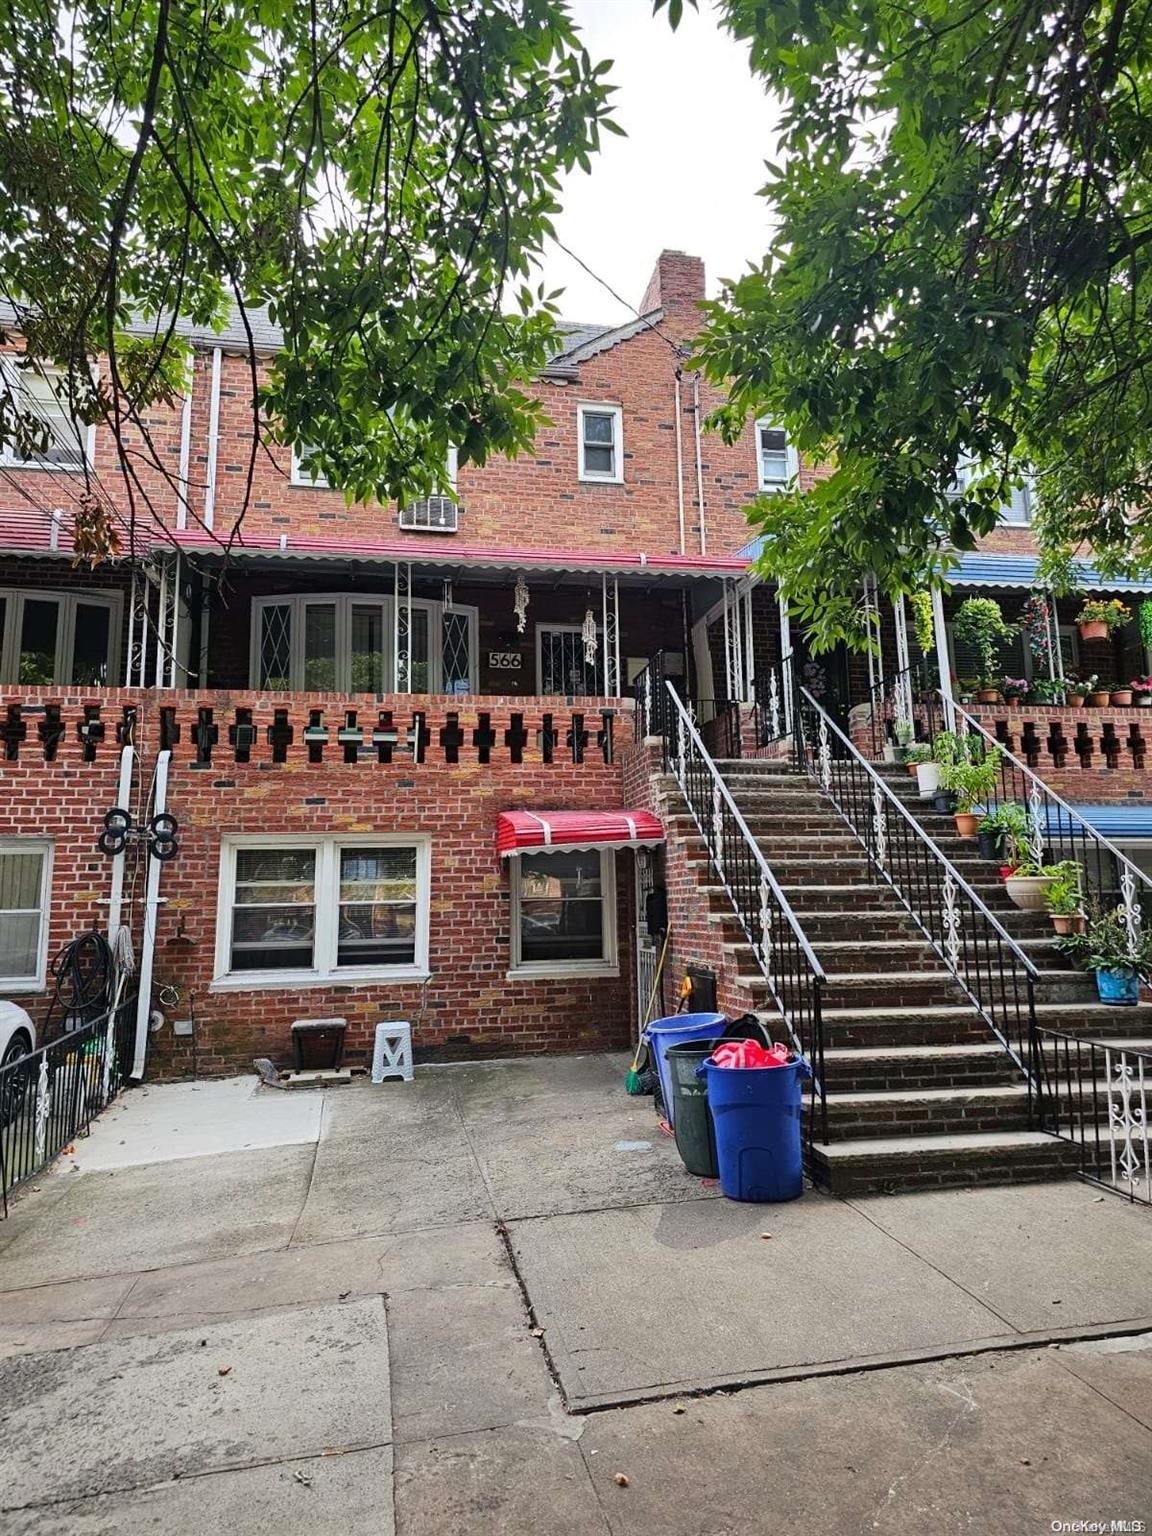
xmin=1 ymin=1057 xmax=1149 ymax=1533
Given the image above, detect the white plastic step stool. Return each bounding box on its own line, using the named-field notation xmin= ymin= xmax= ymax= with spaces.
xmin=372 ymin=1021 xmax=413 ymax=1083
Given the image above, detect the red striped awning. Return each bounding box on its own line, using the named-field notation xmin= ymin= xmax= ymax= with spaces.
xmin=496 ymin=809 xmax=664 ymax=857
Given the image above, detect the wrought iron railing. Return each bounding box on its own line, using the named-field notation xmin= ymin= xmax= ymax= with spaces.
xmin=1033 ymin=1029 xmax=1151 ymax=1204
xmin=793 ymin=684 xmax=1041 ymax=1086
xmin=661 ymin=680 xmax=827 ymax=1140
xmin=752 ymin=651 xmax=796 ymax=748
xmin=866 ymin=659 xmax=940 ymax=758
xmin=632 ymin=651 xmax=747 ymax=759
xmin=0 ymin=997 xmax=136 ymax=1216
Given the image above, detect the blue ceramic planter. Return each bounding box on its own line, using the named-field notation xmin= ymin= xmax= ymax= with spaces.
xmin=1096 ymin=966 xmax=1141 ymax=1006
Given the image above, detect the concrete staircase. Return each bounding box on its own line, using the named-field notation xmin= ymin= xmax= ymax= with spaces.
xmin=661 ymin=756 xmax=1152 ymax=1195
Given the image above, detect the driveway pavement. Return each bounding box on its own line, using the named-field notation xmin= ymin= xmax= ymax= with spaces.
xmin=1 ymin=1058 xmax=1150 ymax=1533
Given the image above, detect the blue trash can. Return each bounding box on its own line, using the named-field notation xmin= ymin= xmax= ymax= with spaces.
xmin=698 ymin=1055 xmax=811 ymax=1202
xmin=643 ymin=1013 xmax=726 ymax=1126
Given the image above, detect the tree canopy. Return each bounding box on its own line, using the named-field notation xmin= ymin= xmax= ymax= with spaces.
xmin=0 ymin=0 xmax=617 ymax=548
xmin=667 ymin=0 xmax=1152 ymax=648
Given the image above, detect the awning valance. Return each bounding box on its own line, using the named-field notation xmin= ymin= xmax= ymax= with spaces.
xmin=496 ymin=810 xmax=664 ymax=857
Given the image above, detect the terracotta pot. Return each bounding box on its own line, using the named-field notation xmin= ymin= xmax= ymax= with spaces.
xmin=1089 ymin=691 xmax=1112 ymax=707
xmin=1079 ymin=620 xmax=1108 ymax=642
xmin=1050 ymin=913 xmax=1086 ymax=936
xmin=1067 ymin=693 xmax=1087 ymax=707
xmin=975 ymin=689 xmax=1002 ymax=703
xmin=1111 ymin=690 xmax=1133 ymax=706
xmin=954 ymin=811 xmax=980 ymax=838
xmin=1004 ymin=873 xmax=1056 ymax=911
xmin=906 ymin=760 xmax=920 ymax=776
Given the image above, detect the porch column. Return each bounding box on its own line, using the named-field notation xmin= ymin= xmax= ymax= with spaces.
xmin=777 ymin=590 xmax=792 ymax=730
xmin=721 ymin=581 xmax=734 ymax=699
xmin=893 ymin=592 xmax=913 ymax=727
xmin=742 ymin=585 xmax=755 ymax=697
xmin=600 ymin=574 xmax=621 ymax=697
xmin=931 ymin=584 xmax=955 ymax=730
xmin=394 ymin=561 xmax=412 ymax=692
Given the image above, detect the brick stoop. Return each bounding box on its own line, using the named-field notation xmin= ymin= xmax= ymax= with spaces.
xmin=655 ymin=755 xmax=1150 ymax=1196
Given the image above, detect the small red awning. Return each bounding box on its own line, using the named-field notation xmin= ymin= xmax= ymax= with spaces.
xmin=496 ymin=810 xmax=664 ymax=857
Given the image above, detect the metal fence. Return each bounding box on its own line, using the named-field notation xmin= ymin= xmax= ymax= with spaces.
xmin=1034 ymin=1029 xmax=1151 ymax=1204
xmin=0 ymin=997 xmax=136 ymax=1216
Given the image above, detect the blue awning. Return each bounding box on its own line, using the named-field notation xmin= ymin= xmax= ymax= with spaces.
xmin=1056 ymin=804 xmax=1152 ymax=840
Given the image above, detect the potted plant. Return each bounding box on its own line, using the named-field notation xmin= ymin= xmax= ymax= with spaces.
xmin=953 ymin=598 xmax=1015 ymax=702
xmin=1133 ymin=677 xmax=1152 ymax=707
xmin=942 ymin=757 xmax=999 ymax=838
xmin=1044 ymin=860 xmax=1085 ymax=935
xmin=977 ymin=802 xmax=1029 ymax=862
xmin=1075 ymin=597 xmax=1130 ymax=643
xmin=1004 ymin=859 xmax=1057 ymax=911
xmin=903 ymin=742 xmax=933 ymax=781
xmin=1112 ymin=683 xmax=1134 ymax=706
xmin=1059 ymin=908 xmax=1152 ymax=1005
xmin=1026 ymin=676 xmax=1066 ymax=706
xmin=894 ymin=720 xmax=915 ymax=763
xmin=1089 ymin=679 xmax=1112 ymax=707
xmin=1001 ymin=676 xmax=1029 ymax=703
xmin=955 ymin=677 xmax=978 ymax=705
xmin=1065 ymin=675 xmax=1088 ymax=707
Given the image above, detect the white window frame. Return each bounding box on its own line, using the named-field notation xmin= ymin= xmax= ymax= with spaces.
xmin=0 ymin=359 xmax=93 ymax=471
xmin=212 ymin=834 xmax=431 ymax=990
xmin=508 ymin=847 xmax=618 ymax=979
xmin=290 ymin=444 xmax=330 ymax=488
xmin=755 ymin=419 xmax=799 ymax=492
xmin=577 ymin=402 xmax=623 ymax=484
xmin=535 ymin=622 xmax=604 ymax=697
xmin=999 ymin=474 xmax=1036 ymax=526
xmin=0 ymin=587 xmax=121 ymax=686
xmin=0 ymin=839 xmax=53 ymax=992
xmin=250 ymin=592 xmax=479 ymax=694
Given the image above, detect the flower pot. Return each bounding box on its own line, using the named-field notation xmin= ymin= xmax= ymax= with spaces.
xmin=916 ymin=761 xmax=941 ymax=799
xmin=975 ymin=689 xmax=1002 ymax=703
xmin=933 ymin=789 xmax=957 ymax=815
xmin=1079 ymin=620 xmax=1108 ymax=642
xmin=1004 ymin=873 xmax=1055 ymax=911
xmin=905 ymin=760 xmax=920 ymax=776
xmin=1111 ymin=690 xmax=1133 ymax=706
xmin=1137 ymin=694 xmax=1152 ymax=707
xmin=882 ymin=743 xmax=898 ymax=763
xmin=954 ymin=811 xmax=980 ymax=838
xmin=1050 ymin=913 xmax=1086 ymax=936
xmin=1096 ymin=966 xmax=1141 ymax=1006
xmin=977 ymin=830 xmax=1002 ymax=861
xmin=1067 ymin=693 xmax=1087 ymax=707
xmin=1089 ymin=691 xmax=1112 ymax=707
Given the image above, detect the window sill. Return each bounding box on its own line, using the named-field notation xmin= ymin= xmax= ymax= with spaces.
xmin=577 ymin=473 xmax=624 ymax=486
xmin=506 ymin=963 xmax=619 ymax=982
xmin=210 ymin=968 xmax=430 ymax=993
xmin=1 ymin=460 xmax=84 ymax=473
xmin=0 ymin=981 xmax=46 ymax=996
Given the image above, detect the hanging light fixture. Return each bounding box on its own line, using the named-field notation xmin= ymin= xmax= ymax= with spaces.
xmin=513 ymin=573 xmax=530 ymax=634
xmin=582 ymin=605 xmax=597 ymax=666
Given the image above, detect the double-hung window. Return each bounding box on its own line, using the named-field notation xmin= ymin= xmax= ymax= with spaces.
xmin=509 ymin=849 xmax=617 ymax=977
xmin=399 ymin=445 xmax=460 ymax=531
xmin=0 ymin=362 xmax=88 ymax=470
xmin=215 ymin=836 xmax=430 ymax=986
xmin=0 ymin=841 xmax=52 ymax=990
xmin=0 ymin=587 xmax=120 ymax=686
xmin=756 ymin=421 xmax=798 ymax=491
xmin=290 ymin=443 xmax=330 ymax=487
xmin=578 ymin=404 xmax=623 ymax=483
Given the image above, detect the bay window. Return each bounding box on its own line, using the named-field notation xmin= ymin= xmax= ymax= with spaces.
xmin=509 ymin=849 xmax=617 ymax=977
xmin=0 ymin=588 xmax=120 ymax=686
xmin=252 ymin=593 xmax=477 ymax=694
xmin=215 ymin=836 xmax=430 ymax=986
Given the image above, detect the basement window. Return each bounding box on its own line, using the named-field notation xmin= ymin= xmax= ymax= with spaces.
xmin=509 ymin=848 xmax=617 ymax=978
xmin=213 ymin=836 xmax=430 ymax=989
xmin=0 ymin=841 xmax=52 ymax=991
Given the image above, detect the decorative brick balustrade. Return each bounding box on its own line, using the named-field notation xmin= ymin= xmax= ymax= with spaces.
xmin=969 ymin=702 xmax=1152 ymax=779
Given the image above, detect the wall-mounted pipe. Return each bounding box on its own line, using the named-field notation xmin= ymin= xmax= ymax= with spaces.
xmin=203 ymin=346 xmax=222 ymax=531
xmin=132 ymin=749 xmax=170 ymax=1081
xmin=175 ymin=353 xmax=194 ymax=531
xmin=674 ymin=371 xmax=686 ymax=557
xmin=692 ymin=374 xmax=707 ymax=556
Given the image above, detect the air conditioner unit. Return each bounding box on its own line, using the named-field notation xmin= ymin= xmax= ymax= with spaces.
xmin=399 ymin=495 xmax=459 ymax=533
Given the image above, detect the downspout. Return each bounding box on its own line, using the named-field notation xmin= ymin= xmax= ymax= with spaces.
xmin=203 ymin=346 xmax=222 ymax=531
xmin=106 ymin=744 xmax=135 ymax=944
xmin=132 ymin=749 xmax=170 ymax=1081
xmin=674 ymin=371 xmax=686 ymax=558
xmin=175 ymin=354 xmax=194 ymax=531
xmin=692 ymin=374 xmax=707 ymax=556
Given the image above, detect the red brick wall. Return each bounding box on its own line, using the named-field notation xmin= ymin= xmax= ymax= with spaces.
xmin=3 ymin=688 xmax=645 ymax=1073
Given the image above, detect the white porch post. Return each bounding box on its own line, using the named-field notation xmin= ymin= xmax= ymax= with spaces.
xmin=394 ymin=561 xmax=412 ymax=691
xmin=601 ymin=574 xmax=621 ymax=697
xmin=894 ymin=592 xmax=913 ymax=726
xmin=777 ymin=589 xmax=793 ymax=731
xmin=931 ymin=584 xmax=955 ymax=730
xmin=743 ymin=586 xmax=755 ymax=698
xmin=721 ymin=581 xmax=734 ymax=699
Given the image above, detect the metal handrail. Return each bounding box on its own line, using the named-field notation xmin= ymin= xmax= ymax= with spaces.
xmin=662 ymin=680 xmax=827 ymax=1137
xmin=1032 ymin=1026 xmax=1151 ymax=1205
xmin=794 ymin=682 xmax=1040 ymax=1083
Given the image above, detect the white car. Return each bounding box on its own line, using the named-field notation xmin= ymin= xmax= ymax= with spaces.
xmin=0 ymin=1000 xmax=36 ymax=1108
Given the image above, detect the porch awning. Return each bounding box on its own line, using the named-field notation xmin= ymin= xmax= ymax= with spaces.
xmin=948 ymin=553 xmax=1152 ymax=593
xmin=496 ymin=809 xmax=664 ymax=857
xmin=1050 ymin=804 xmax=1152 ymax=839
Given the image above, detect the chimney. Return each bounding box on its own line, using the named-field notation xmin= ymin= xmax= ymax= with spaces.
xmin=639 ymin=250 xmax=706 ymax=315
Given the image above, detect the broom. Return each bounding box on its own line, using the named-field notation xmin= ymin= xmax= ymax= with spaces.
xmin=625 ymin=926 xmax=672 ymax=1094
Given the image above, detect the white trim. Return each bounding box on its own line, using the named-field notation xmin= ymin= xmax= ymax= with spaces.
xmin=175 ymin=354 xmax=194 ymax=529
xmin=203 ymin=346 xmax=222 ymax=529
xmin=755 ymin=419 xmax=799 ymax=492
xmin=0 ymin=359 xmax=88 ymax=471
xmin=577 ymin=402 xmax=624 ymax=484
xmin=508 ymin=846 xmax=618 ymax=978
xmin=290 ymin=443 xmax=331 ymax=488
xmin=0 ymin=838 xmax=53 ymax=992
xmin=213 ymin=834 xmax=431 ymax=985
xmin=0 ymin=586 xmax=121 ymax=686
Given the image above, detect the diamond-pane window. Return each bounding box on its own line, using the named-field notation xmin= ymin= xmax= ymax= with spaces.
xmin=260 ymin=604 xmax=292 ymax=690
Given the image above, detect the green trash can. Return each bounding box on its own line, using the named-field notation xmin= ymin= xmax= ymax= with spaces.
xmin=666 ymin=1039 xmax=724 ymax=1177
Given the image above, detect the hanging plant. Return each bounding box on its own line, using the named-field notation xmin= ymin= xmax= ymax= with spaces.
xmin=1139 ymin=600 xmax=1152 ymax=652
xmin=953 ymin=597 xmax=1015 ymax=687
xmin=908 ymin=592 xmax=934 ymax=654
xmin=1018 ymin=591 xmax=1052 ymax=668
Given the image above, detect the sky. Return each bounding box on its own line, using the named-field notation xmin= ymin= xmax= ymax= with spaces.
xmin=535 ymin=0 xmax=781 ymax=326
